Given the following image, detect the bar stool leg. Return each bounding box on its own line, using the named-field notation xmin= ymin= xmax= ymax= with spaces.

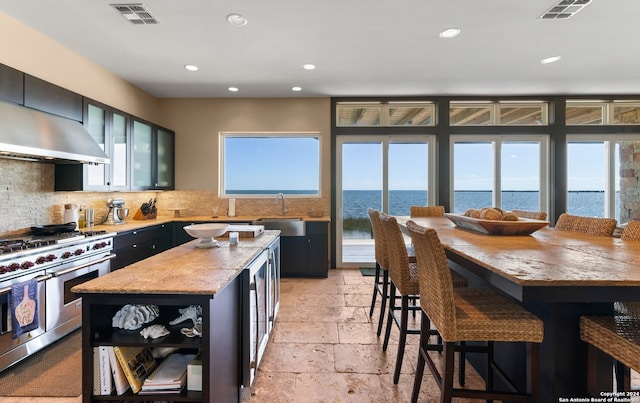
xmin=382 ymin=282 xmax=397 ymax=352
xmin=442 ymin=342 xmax=456 ymax=403
xmin=376 ymin=270 xmax=389 ymax=337
xmin=411 ymin=312 xmax=430 ymax=403
xmin=393 ymin=295 xmax=410 ymax=384
xmin=369 ymin=263 xmax=381 ymax=318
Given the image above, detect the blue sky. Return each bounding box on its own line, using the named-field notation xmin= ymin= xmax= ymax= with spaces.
xmin=225 ymin=137 xmax=612 ymax=192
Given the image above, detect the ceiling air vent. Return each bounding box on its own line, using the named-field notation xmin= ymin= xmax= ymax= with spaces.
xmin=539 ymin=0 xmax=591 ymax=19
xmin=111 ymin=3 xmax=159 ymax=24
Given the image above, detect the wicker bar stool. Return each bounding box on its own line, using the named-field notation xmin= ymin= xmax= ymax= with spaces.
xmin=580 ymin=315 xmax=640 ymax=394
xmin=379 ymin=213 xmax=468 ymax=385
xmin=405 ymin=220 xmax=544 ymax=403
xmin=367 ymin=207 xmax=398 ymax=337
xmin=409 ymin=205 xmax=445 ymax=217
xmin=511 ymin=209 xmax=547 ymax=220
xmin=555 ymin=213 xmax=617 ymax=236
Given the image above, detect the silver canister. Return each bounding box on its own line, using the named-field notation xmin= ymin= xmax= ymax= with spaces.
xmin=86 ymin=208 xmax=95 ymax=227
xmin=229 ymin=231 xmax=239 ymax=245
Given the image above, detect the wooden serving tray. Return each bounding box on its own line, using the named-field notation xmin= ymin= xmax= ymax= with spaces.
xmin=445 ymin=213 xmax=549 ymax=235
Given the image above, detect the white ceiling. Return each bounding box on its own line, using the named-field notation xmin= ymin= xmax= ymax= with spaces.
xmin=1 ymin=0 xmax=638 ymax=99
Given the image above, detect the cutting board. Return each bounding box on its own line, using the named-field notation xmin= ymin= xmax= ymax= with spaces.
xmin=225 ymin=225 xmax=264 ymax=238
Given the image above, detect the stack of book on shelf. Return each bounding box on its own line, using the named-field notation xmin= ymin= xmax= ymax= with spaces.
xmin=139 ymin=353 xmax=196 ymax=395
xmin=113 ymin=346 xmax=157 ymax=394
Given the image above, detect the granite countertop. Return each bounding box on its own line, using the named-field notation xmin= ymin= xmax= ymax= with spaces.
xmin=72 ymin=230 xmax=279 ymax=296
xmin=86 ymin=214 xmax=330 ymax=234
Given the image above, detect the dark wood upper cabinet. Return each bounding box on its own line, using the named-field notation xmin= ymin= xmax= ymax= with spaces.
xmin=0 ymin=64 xmax=23 ymax=104
xmin=24 ymin=74 xmax=82 ymax=121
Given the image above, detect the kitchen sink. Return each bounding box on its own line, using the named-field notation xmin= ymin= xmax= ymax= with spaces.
xmin=252 ymin=217 xmax=305 ymax=236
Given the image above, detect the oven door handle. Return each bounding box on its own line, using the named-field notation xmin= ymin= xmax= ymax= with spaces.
xmin=52 ymin=253 xmax=116 ymax=277
xmin=0 ymin=273 xmax=52 ymax=296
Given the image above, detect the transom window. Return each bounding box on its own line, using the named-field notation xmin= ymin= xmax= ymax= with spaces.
xmin=336 ymin=102 xmax=435 ymax=127
xmin=450 ymin=101 xmax=548 ymax=126
xmin=220 ymin=133 xmax=320 ymax=196
xmin=566 ymin=100 xmax=640 ymax=125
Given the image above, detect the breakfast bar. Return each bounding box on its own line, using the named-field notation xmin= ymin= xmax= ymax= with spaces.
xmin=72 ymin=230 xmax=280 ymax=403
xmin=397 ymin=215 xmax=640 ymax=401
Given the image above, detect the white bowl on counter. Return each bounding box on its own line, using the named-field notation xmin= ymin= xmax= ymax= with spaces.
xmin=183 ymin=223 xmax=230 ymax=248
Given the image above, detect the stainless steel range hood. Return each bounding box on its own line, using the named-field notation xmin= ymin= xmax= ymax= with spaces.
xmin=0 ymin=100 xmax=110 ymax=164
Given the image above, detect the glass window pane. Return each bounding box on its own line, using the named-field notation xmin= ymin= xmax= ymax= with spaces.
xmin=453 ymin=142 xmax=493 ymax=212
xmin=223 ymin=135 xmax=320 ymax=195
xmin=388 ymin=104 xmax=434 ymax=126
xmin=450 ymin=105 xmax=492 ymax=126
xmin=566 ymin=104 xmax=604 ymax=125
xmin=613 ymin=104 xmax=640 ymax=124
xmin=341 ymin=143 xmax=381 ymax=243
xmin=501 ymin=142 xmax=541 ymax=212
xmin=499 ymin=105 xmax=546 ymax=125
xmin=388 ymin=142 xmax=428 ymax=216
xmin=567 ymin=142 xmax=605 ymax=216
xmin=336 ymin=104 xmax=382 ymax=126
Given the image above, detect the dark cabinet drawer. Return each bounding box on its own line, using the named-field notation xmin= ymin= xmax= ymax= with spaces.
xmin=112 ymin=224 xmax=172 ymax=270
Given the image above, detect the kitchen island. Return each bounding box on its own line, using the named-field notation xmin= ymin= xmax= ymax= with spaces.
xmin=72 ymin=230 xmax=280 ymax=403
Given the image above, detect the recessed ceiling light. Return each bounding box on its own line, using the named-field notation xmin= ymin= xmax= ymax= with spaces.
xmin=291 ymin=86 xmax=302 ymax=92
xmin=227 ymin=13 xmax=247 ymax=26
xmin=541 ymin=56 xmax=561 ymax=64
xmin=228 ymin=87 xmax=239 ymax=92
xmin=184 ymin=64 xmax=198 ymax=71
xmin=303 ymin=64 xmax=316 ymax=70
xmin=439 ymin=28 xmax=461 ymax=39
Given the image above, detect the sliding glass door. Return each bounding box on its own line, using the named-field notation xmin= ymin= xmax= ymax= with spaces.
xmin=336 ymin=135 xmax=434 ymax=267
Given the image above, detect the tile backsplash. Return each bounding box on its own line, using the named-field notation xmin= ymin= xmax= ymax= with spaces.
xmin=0 ymin=159 xmax=330 ymax=236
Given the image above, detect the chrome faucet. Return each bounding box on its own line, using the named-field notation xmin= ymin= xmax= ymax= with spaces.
xmin=275 ymin=193 xmax=287 ymax=216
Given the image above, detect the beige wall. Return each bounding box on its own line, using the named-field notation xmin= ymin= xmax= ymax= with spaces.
xmin=0 ymin=12 xmax=333 ymax=234
xmin=158 ymin=98 xmax=331 ymax=190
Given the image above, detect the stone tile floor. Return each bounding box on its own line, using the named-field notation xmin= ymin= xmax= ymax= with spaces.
xmin=1 ymin=267 xmax=636 ymax=403
xmin=242 ymin=268 xmax=487 ymax=402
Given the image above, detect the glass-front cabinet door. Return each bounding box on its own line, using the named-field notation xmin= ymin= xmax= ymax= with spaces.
xmin=85 ymin=103 xmax=108 ymax=189
xmin=109 ymin=111 xmax=130 ymax=190
xmin=132 ymin=119 xmax=175 ymax=190
xmin=132 ymin=120 xmax=153 ymax=188
xmin=156 ymin=127 xmax=174 ymax=189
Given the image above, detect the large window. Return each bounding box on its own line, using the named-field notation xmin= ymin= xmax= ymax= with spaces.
xmin=451 ymin=135 xmax=548 ymax=214
xmin=566 ymin=135 xmax=640 ymax=223
xmin=221 ymin=133 xmax=320 ymax=196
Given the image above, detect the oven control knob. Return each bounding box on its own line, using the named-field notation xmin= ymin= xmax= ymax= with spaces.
xmin=8 ymin=263 xmax=20 ymax=271
xmin=21 ymin=261 xmax=35 ymax=270
xmin=61 ymin=251 xmax=72 ymax=259
xmin=74 ymin=249 xmax=84 ymax=256
xmin=93 ymin=242 xmax=107 ymax=250
xmin=36 ymin=256 xmax=47 ymax=264
xmin=46 ymin=254 xmax=57 ymax=262
xmin=0 ymin=266 xmax=7 ymax=274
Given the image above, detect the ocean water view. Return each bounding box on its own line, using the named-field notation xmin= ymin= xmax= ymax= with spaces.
xmin=343 ymin=190 xmax=618 ymax=238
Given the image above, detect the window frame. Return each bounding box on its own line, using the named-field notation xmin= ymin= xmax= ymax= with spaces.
xmin=219 ymin=131 xmax=322 ymax=198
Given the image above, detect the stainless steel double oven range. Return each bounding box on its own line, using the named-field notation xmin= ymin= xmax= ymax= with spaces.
xmin=0 ymin=229 xmax=114 ymax=371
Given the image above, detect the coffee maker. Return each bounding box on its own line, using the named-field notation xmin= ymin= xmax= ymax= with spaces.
xmin=104 ymin=198 xmax=129 ymax=225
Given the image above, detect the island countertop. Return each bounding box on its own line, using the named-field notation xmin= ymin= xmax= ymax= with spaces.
xmin=72 ymin=230 xmax=279 ymax=296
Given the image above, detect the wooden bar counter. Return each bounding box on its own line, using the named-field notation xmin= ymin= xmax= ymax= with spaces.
xmin=397 ymin=216 xmax=640 ymax=401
